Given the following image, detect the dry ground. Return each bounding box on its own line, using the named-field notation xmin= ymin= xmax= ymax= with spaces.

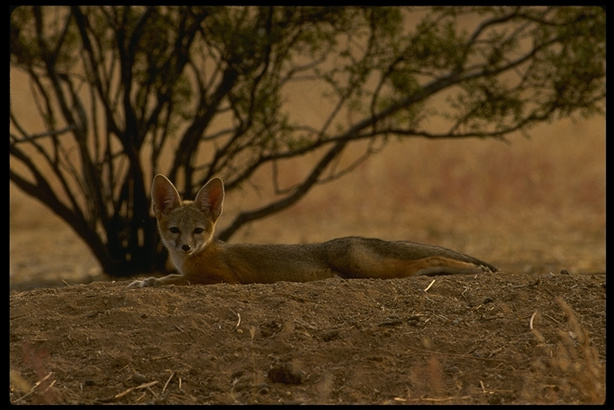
xmin=9 ymin=118 xmax=605 ymax=404
xmin=9 ymin=273 xmax=606 ymax=405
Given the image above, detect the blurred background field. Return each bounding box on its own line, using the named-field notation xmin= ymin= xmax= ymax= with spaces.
xmin=10 ymin=114 xmax=605 ymax=291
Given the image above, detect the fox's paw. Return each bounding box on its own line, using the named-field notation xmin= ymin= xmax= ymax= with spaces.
xmin=479 ymin=264 xmax=500 ymax=273
xmin=126 ymin=277 xmax=159 ymax=288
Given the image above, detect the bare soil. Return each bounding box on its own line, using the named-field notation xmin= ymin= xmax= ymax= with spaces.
xmin=9 ymin=271 xmax=605 ymax=405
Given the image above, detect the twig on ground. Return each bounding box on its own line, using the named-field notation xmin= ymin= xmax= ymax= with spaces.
xmin=98 ymin=381 xmax=159 ymax=403
xmin=424 ymin=279 xmax=436 ymax=292
xmin=162 ymin=371 xmax=175 ymax=395
xmin=13 ymin=372 xmax=54 ymax=403
xmin=529 ymin=311 xmax=538 ymax=330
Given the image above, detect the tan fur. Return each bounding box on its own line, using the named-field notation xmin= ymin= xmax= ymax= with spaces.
xmin=127 ymin=174 xmax=498 ymax=288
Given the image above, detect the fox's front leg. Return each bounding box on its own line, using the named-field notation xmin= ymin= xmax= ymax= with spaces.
xmin=127 ymin=273 xmax=190 ymax=288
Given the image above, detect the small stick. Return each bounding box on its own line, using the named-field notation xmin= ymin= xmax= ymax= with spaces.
xmin=529 ymin=312 xmax=538 ymax=330
xmin=162 ymin=372 xmax=175 ymax=395
xmin=542 ymin=312 xmax=561 ymax=325
xmin=406 ymin=395 xmax=473 ymax=402
xmin=146 ymin=385 xmax=159 ymax=400
xmin=14 ymin=372 xmax=54 ymax=403
xmin=114 ymin=381 xmax=159 ymax=401
xmin=33 ymin=372 xmax=53 ymax=390
xmin=424 ymin=279 xmax=436 ymax=292
xmin=42 ymin=379 xmax=56 ymax=393
xmin=229 ymin=309 xmax=241 ymax=329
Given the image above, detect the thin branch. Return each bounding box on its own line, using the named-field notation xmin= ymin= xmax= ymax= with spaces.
xmin=10 ymin=125 xmax=77 ymax=145
xmin=219 ymin=139 xmax=348 ymax=241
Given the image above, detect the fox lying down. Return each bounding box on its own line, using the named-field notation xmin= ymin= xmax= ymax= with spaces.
xmin=128 ymin=175 xmax=498 ymax=288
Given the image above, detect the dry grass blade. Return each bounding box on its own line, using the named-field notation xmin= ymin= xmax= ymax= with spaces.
xmin=13 ymin=372 xmax=54 ymax=403
xmin=529 ymin=311 xmax=538 ymax=330
xmin=98 ymin=381 xmax=159 ymax=403
xmin=423 ymin=279 xmax=436 ymax=292
xmin=162 ymin=371 xmax=175 ymax=395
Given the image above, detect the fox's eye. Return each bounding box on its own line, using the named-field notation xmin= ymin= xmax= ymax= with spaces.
xmin=169 ymin=227 xmax=180 ymax=233
xmin=194 ymin=228 xmax=204 ymax=234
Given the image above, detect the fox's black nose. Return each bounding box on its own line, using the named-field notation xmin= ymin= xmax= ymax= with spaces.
xmin=182 ymin=244 xmax=191 ymax=252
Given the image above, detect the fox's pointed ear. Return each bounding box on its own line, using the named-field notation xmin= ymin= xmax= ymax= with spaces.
xmin=151 ymin=174 xmax=181 ymax=217
xmin=194 ymin=177 xmax=224 ymax=221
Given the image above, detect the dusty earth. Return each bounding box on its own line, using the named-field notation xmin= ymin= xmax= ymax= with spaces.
xmin=9 ymin=270 xmax=605 ymax=405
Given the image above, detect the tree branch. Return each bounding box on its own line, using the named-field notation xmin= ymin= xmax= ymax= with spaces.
xmin=218 ymin=139 xmax=348 ymax=241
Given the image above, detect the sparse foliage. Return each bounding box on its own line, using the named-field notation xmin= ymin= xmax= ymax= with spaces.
xmin=10 ymin=6 xmax=605 ymax=277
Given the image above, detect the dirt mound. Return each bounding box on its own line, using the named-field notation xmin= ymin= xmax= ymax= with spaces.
xmin=10 ymin=271 xmax=605 ymax=404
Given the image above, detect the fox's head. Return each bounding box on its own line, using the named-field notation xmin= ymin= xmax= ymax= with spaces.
xmin=151 ymin=174 xmax=224 ymax=256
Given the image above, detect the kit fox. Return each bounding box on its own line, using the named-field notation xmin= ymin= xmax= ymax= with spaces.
xmin=128 ymin=174 xmax=498 ymax=288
